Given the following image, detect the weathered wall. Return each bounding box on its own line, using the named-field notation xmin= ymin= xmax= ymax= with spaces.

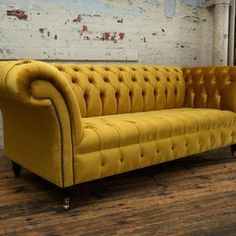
xmin=0 ymin=0 xmax=213 ymax=149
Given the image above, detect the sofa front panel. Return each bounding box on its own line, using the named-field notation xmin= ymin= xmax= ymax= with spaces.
xmin=183 ymin=66 xmax=236 ymax=112
xmin=53 ymin=64 xmax=186 ymax=117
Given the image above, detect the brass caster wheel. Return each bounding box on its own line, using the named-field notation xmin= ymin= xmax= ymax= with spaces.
xmin=62 ymin=197 xmax=70 ymax=210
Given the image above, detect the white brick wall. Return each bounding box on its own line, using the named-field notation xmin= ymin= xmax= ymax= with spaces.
xmin=0 ymin=0 xmax=214 ymax=149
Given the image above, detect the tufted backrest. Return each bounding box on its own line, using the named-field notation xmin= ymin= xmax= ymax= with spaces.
xmin=183 ymin=66 xmax=236 ymax=109
xmin=52 ymin=64 xmax=186 ymax=118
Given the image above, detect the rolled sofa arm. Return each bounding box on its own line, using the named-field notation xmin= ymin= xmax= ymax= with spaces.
xmin=183 ymin=66 xmax=236 ymax=113
xmin=0 ymin=60 xmax=83 ymax=187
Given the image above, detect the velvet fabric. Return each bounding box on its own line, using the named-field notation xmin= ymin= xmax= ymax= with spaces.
xmin=0 ymin=60 xmax=235 ymax=187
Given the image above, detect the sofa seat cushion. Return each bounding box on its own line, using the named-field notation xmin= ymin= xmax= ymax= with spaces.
xmin=75 ymin=108 xmax=236 ymax=184
xmin=79 ymin=108 xmax=236 ymax=154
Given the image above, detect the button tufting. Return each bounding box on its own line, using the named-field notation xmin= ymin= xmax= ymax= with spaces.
xmin=144 ymin=77 xmax=148 ymax=82
xmin=100 ymin=91 xmax=105 ymax=98
xmin=84 ymin=92 xmax=88 ymax=99
xmin=143 ymin=67 xmax=148 ymax=71
xmin=167 ymin=77 xmax=170 ymax=82
xmin=115 ymin=91 xmax=120 ymax=98
xmin=104 ymin=77 xmax=109 ymax=82
xmin=72 ymin=78 xmax=77 ymax=83
xmin=118 ymin=77 xmax=123 ymax=82
xmin=88 ymin=77 xmax=94 ymax=83
xmin=154 ymin=89 xmax=157 ymax=96
xmin=156 ymin=77 xmax=160 ymax=81
xmin=142 ymin=90 xmax=145 ymax=96
xmin=131 ymin=68 xmax=136 ymax=71
xmin=132 ymin=77 xmax=137 ymax=82
xmin=90 ymin=67 xmax=95 ymax=71
xmin=73 ymin=68 xmax=79 ymax=72
xmin=104 ymin=67 xmax=109 ymax=71
xmin=129 ymin=91 xmax=133 ymax=96
xmin=140 ymin=153 xmax=144 ymax=158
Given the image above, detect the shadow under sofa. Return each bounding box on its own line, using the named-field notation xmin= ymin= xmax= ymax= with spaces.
xmin=0 ymin=60 xmax=235 ymax=210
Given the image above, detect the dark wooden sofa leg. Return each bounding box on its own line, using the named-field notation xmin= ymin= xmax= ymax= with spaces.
xmin=62 ymin=187 xmax=73 ymax=210
xmin=11 ymin=161 xmax=22 ymax=177
xmin=231 ymin=144 xmax=236 ymax=157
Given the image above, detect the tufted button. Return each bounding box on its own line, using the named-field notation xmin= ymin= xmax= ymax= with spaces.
xmin=155 ymin=68 xmax=159 ymax=71
xmin=115 ymin=91 xmax=120 ymax=98
xmin=171 ymin=145 xmax=174 ymax=150
xmin=119 ymin=67 xmax=124 ymax=71
xmin=175 ymin=69 xmax=179 ymax=72
xmin=142 ymin=90 xmax=146 ymax=96
xmin=100 ymin=91 xmax=105 ymax=99
xmin=165 ymin=90 xmax=168 ymax=96
xmin=104 ymin=77 xmax=109 ymax=82
xmin=156 ymin=77 xmax=160 ymax=81
xmin=185 ymin=142 xmax=188 ymax=147
xmin=143 ymin=67 xmax=148 ymax=71
xmin=132 ymin=76 xmax=137 ymax=82
xmin=118 ymin=76 xmax=123 ymax=82
xmin=101 ymin=160 xmax=105 ymax=166
xmin=131 ymin=67 xmax=136 ymax=71
xmin=167 ymin=77 xmax=170 ymax=82
xmin=174 ymin=89 xmax=178 ymax=95
xmin=154 ymin=89 xmax=157 ymax=96
xmin=104 ymin=67 xmax=109 ymax=71
xmin=73 ymin=68 xmax=79 ymax=72
xmin=129 ymin=91 xmax=133 ymax=96
xmin=144 ymin=77 xmax=149 ymax=82
xmin=176 ymin=78 xmax=180 ymax=81
xmin=165 ymin=68 xmax=169 ymax=72
xmin=84 ymin=92 xmax=88 ymax=99
xmin=156 ymin=149 xmax=159 ymax=153
xmin=120 ymin=157 xmax=124 ymax=162
xmin=88 ymin=77 xmax=94 ymax=83
xmin=140 ymin=153 xmax=144 ymax=158
xmin=72 ymin=78 xmax=77 ymax=83
xmin=90 ymin=67 xmax=95 ymax=71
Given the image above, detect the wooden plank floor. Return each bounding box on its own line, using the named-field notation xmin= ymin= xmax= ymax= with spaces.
xmin=0 ymin=149 xmax=236 ymax=236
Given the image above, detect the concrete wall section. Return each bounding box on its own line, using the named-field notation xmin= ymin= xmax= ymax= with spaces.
xmin=0 ymin=0 xmax=214 ymax=149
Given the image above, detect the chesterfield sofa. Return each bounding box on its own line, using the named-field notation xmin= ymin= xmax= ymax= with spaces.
xmin=0 ymin=60 xmax=235 ymax=210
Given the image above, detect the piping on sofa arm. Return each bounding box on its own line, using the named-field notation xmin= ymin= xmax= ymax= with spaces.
xmin=183 ymin=66 xmax=236 ymax=113
xmin=0 ymin=60 xmax=83 ymax=187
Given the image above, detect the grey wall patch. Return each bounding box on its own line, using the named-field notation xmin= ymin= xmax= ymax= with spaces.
xmin=165 ymin=0 xmax=176 ymax=18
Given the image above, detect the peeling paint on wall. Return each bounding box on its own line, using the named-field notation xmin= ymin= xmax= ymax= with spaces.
xmin=6 ymin=9 xmax=28 ymax=20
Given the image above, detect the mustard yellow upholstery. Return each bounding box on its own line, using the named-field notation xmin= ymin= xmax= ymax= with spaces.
xmin=0 ymin=60 xmax=235 ymax=188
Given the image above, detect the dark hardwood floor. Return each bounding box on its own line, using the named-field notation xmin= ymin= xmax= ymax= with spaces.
xmin=0 ymin=148 xmax=236 ymax=236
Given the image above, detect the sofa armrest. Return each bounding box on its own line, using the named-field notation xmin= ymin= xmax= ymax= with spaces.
xmin=0 ymin=60 xmax=83 ymax=187
xmin=183 ymin=66 xmax=236 ymax=113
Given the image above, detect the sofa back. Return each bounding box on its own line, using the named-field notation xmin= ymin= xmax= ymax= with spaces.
xmin=53 ymin=64 xmax=186 ymax=118
xmin=183 ymin=66 xmax=235 ymax=110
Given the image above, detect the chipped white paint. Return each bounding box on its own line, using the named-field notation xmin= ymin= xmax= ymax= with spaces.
xmin=0 ymin=0 xmax=214 ymax=149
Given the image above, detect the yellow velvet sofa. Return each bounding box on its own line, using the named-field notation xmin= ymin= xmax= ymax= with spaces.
xmin=0 ymin=60 xmax=236 ymax=209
